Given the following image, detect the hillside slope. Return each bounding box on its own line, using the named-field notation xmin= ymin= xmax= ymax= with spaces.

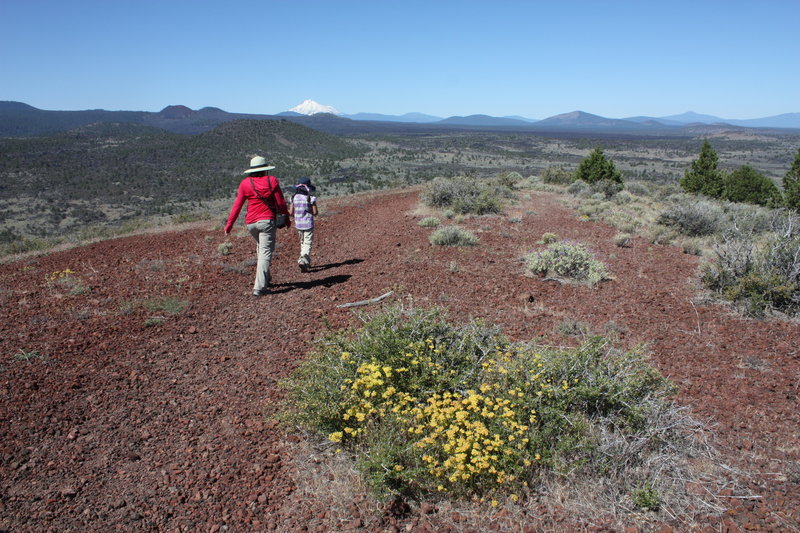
xmin=1 ymin=189 xmax=798 ymax=531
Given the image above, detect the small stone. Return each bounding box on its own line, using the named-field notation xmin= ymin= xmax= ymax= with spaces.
xmin=110 ymin=499 xmax=126 ymax=510
xmin=59 ymin=486 xmax=78 ymax=498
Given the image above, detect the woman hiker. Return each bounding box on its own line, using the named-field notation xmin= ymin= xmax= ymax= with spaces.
xmin=224 ymin=156 xmax=291 ymax=296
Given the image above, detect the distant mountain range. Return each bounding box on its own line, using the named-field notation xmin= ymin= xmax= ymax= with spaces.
xmin=285 ymin=100 xmax=800 ymax=130
xmin=2 ymin=100 xmax=799 ymax=138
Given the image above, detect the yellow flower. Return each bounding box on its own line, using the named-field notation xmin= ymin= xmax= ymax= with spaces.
xmin=393 ymin=465 xmax=404 ymax=472
xmin=329 ymin=432 xmax=343 ymax=443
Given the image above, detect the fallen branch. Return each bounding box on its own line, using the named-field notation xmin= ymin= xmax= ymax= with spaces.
xmin=336 ymin=291 xmax=394 ymax=309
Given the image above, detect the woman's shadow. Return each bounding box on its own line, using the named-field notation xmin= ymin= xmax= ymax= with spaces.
xmin=269 ymin=258 xmax=363 ymax=293
xmin=307 ymin=258 xmax=363 ymax=272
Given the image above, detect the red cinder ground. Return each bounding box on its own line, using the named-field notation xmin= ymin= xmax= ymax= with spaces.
xmin=1 ymin=189 xmax=798 ymax=531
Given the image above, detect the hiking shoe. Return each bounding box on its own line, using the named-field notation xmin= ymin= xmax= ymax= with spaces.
xmin=299 ymin=263 xmax=308 ymax=273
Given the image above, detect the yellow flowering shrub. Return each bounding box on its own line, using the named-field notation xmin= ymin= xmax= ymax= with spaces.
xmin=282 ymin=305 xmax=673 ymax=499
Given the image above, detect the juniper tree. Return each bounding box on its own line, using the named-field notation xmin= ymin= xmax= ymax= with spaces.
xmin=723 ymin=165 xmax=782 ymax=207
xmin=783 ymin=147 xmax=800 ymax=211
xmin=681 ymin=139 xmax=724 ymax=198
xmin=574 ymin=147 xmax=622 ymax=185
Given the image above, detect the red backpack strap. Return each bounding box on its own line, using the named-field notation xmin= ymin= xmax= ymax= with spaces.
xmin=249 ymin=176 xmax=276 ymax=213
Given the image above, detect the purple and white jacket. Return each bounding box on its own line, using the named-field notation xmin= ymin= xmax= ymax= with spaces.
xmin=292 ymin=190 xmax=316 ymax=231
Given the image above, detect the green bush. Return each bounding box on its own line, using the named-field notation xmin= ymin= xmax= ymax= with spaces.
xmin=783 ymin=147 xmax=800 ymax=212
xmin=540 ymin=166 xmax=573 ymax=185
xmin=282 ymin=306 xmax=679 ymax=500
xmin=526 ymin=241 xmax=609 ymax=284
xmin=429 ymin=226 xmax=478 ymax=247
xmin=722 ymin=165 xmax=782 ymax=207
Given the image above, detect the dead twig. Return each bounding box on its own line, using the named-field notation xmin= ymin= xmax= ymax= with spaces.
xmin=336 ymin=291 xmax=394 ymax=309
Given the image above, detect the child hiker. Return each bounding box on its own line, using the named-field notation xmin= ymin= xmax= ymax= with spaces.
xmin=288 ymin=177 xmax=318 ymax=272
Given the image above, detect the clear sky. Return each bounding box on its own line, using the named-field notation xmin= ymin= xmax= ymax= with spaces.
xmin=1 ymin=0 xmax=798 ymax=120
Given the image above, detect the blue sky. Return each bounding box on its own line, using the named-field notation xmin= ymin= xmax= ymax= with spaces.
xmin=2 ymin=0 xmax=798 ymax=119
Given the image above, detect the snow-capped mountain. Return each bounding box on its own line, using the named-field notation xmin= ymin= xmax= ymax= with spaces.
xmin=288 ymin=99 xmax=341 ymax=116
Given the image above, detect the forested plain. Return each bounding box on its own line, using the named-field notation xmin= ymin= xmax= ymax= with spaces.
xmin=1 ymin=118 xmax=798 ymax=255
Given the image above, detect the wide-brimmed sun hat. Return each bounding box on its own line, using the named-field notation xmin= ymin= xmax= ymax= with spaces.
xmin=243 ymin=155 xmax=275 ymax=174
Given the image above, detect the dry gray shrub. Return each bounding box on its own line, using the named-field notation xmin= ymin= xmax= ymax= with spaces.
xmin=657 ymin=198 xmax=723 ymax=237
xmin=429 ymin=226 xmax=478 ymax=247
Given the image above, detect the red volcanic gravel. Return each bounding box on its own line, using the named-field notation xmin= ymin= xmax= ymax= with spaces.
xmin=1 ymin=189 xmax=798 ymax=531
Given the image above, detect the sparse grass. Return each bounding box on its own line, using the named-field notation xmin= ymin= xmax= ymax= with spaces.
xmin=46 ymin=269 xmax=90 ymax=296
xmin=136 ymin=259 xmax=166 ymax=272
xmin=537 ymin=232 xmax=559 ymax=244
xmin=556 ymin=318 xmax=591 ymax=337
xmin=632 ymin=481 xmax=661 ymax=511
xmin=119 ymin=300 xmax=137 ymax=315
xmin=429 ymin=226 xmax=478 ymax=247
xmin=218 ymin=241 xmax=233 ymax=256
xmin=14 ymin=349 xmax=44 ymax=362
xmin=680 ymin=238 xmax=704 ymax=256
xmin=142 ymin=297 xmax=189 ymax=315
xmin=614 ymin=233 xmax=632 ymax=248
xmin=648 ymin=226 xmax=677 ymax=246
xmin=741 ymin=355 xmax=768 ymax=371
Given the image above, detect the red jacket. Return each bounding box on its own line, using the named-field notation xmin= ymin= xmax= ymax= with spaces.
xmin=225 ymin=175 xmax=290 ymax=233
